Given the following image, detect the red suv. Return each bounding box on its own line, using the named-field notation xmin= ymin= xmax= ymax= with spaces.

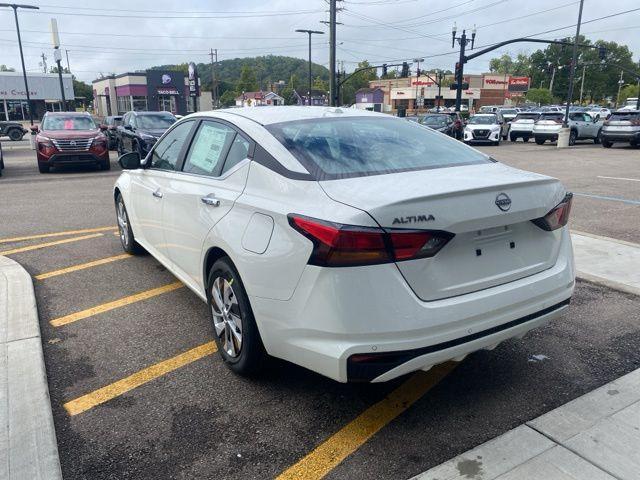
xmin=35 ymin=112 xmax=110 ymax=173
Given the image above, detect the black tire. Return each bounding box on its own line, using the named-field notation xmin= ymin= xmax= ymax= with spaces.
xmin=493 ymin=140 xmax=500 ymax=146
xmin=535 ymin=137 xmax=545 ymax=145
xmin=100 ymin=158 xmax=111 ymax=170
xmin=207 ymin=257 xmax=267 ymax=376
xmin=38 ymin=163 xmax=50 ymax=173
xmin=569 ymin=130 xmax=577 ymax=146
xmin=602 ymin=139 xmax=613 ymax=148
xmin=8 ymin=128 xmax=24 ymax=141
xmin=510 ymin=132 xmax=517 ymax=142
xmin=594 ymin=130 xmax=602 ymax=144
xmin=115 ymin=193 xmax=144 ymax=255
xmin=117 ymin=139 xmax=124 ymax=155
xmin=523 ymin=136 xmax=530 ymax=143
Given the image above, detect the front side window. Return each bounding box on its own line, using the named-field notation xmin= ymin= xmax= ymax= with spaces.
xmin=266 ymin=116 xmax=491 ymax=180
xmin=149 ymin=121 xmax=194 ymax=171
xmin=42 ymin=115 xmax=96 ymax=131
xmin=183 ymin=121 xmax=236 ymax=177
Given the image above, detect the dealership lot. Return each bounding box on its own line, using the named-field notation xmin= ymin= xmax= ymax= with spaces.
xmin=1 ymin=139 xmax=639 ymax=479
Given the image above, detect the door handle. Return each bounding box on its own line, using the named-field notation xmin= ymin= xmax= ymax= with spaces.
xmin=152 ymin=189 xmax=163 ymax=199
xmin=201 ymin=195 xmax=220 ymax=207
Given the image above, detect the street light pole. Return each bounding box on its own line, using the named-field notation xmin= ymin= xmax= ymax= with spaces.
xmin=329 ymin=0 xmax=337 ymax=106
xmin=451 ymin=23 xmax=476 ymax=112
xmin=0 ymin=3 xmax=40 ymax=125
xmin=563 ymin=0 xmax=585 ymax=128
xmin=295 ymin=29 xmax=324 ymax=106
xmin=413 ymin=57 xmax=424 ymax=113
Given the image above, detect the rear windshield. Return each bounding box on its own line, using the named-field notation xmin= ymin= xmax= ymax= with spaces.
xmin=609 ymin=112 xmax=640 ymax=121
xmin=266 ymin=117 xmax=491 ymax=180
xmin=539 ymin=113 xmax=563 ymax=121
xmin=514 ymin=113 xmax=540 ymax=121
xmin=42 ymin=115 xmax=96 ymax=131
xmin=499 ymin=109 xmax=517 ymax=115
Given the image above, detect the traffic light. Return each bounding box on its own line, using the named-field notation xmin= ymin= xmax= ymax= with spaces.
xmin=598 ymin=46 xmax=607 ymax=61
xmin=400 ymin=62 xmax=409 ymax=78
xmin=461 ymin=82 xmax=469 ymax=90
xmin=381 ymin=63 xmax=387 ymax=77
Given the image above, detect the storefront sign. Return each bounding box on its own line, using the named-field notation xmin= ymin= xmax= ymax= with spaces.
xmin=0 ymin=72 xmax=74 ymax=100
xmin=157 ymin=87 xmax=180 ymax=95
xmin=508 ymin=76 xmax=530 ymax=92
xmin=482 ymin=75 xmax=509 ymax=89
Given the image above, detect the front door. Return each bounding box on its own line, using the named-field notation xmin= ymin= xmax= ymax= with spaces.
xmin=162 ymin=120 xmax=252 ymax=293
xmin=128 ymin=120 xmax=196 ymax=263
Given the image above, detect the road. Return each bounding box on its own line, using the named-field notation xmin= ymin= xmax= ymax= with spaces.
xmin=1 ymin=138 xmax=639 ymax=479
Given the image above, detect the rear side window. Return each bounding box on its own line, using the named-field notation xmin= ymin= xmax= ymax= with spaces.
xmin=266 ymin=116 xmax=491 ymax=180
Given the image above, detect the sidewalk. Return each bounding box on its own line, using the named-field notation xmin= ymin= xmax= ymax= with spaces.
xmin=0 ymin=256 xmax=62 ymax=480
xmin=411 ymin=231 xmax=640 ymax=480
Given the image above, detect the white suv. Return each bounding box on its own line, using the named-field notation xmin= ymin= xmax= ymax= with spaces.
xmin=509 ymin=112 xmax=541 ymax=142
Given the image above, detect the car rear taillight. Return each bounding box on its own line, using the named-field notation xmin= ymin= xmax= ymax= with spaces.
xmin=288 ymin=214 xmax=454 ymax=267
xmin=532 ymin=193 xmax=573 ymax=231
xmin=630 ymin=119 xmax=640 ymax=126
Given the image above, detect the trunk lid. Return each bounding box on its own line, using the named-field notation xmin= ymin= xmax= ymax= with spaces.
xmin=320 ymin=162 xmax=566 ymax=301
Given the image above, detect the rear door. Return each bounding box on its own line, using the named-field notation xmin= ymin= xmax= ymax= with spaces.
xmin=162 ymin=120 xmax=252 ymax=291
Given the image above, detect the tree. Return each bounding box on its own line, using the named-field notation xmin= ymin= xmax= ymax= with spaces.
xmin=280 ymin=73 xmax=299 ymax=105
xmin=489 ymin=53 xmax=531 ymax=75
xmin=219 ymin=90 xmax=236 ymax=107
xmin=312 ymin=76 xmax=328 ymax=93
xmin=340 ymin=60 xmax=378 ymax=105
xmin=236 ymin=65 xmax=260 ymax=93
xmin=0 ymin=64 xmax=15 ymax=72
xmin=525 ymin=88 xmax=553 ymax=105
xmin=619 ymin=84 xmax=640 ymax=105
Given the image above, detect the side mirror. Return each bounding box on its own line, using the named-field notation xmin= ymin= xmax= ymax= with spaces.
xmin=99 ymin=124 xmax=108 ymax=131
xmin=594 ymin=115 xmax=600 ymax=122
xmin=30 ymin=125 xmax=39 ymax=134
xmin=118 ymin=152 xmax=141 ymax=170
xmin=108 ymin=125 xmax=117 ymax=131
xmin=124 ymin=124 xmax=133 ymax=131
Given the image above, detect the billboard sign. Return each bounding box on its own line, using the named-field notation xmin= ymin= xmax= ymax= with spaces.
xmin=0 ymin=72 xmax=74 ymax=100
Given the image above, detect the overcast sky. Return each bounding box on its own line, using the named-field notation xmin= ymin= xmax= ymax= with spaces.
xmin=0 ymin=0 xmax=638 ymax=84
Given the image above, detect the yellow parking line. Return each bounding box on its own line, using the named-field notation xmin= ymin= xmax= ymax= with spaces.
xmin=64 ymin=341 xmax=217 ymax=416
xmin=276 ymin=362 xmax=457 ymax=480
xmin=0 ymin=233 xmax=104 ymax=256
xmin=50 ymin=281 xmax=184 ymax=327
xmin=0 ymin=226 xmax=116 ymax=244
xmin=35 ymin=253 xmax=132 ymax=280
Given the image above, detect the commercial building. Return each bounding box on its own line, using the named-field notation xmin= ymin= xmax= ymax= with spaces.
xmin=0 ymin=71 xmax=74 ymax=121
xmin=92 ymin=69 xmax=209 ymax=117
xmin=235 ymin=91 xmax=284 ymax=107
xmin=354 ymin=88 xmax=384 ymax=111
xmin=365 ymin=73 xmax=530 ymax=113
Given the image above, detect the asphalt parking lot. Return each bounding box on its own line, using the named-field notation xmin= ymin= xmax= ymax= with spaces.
xmin=1 ymin=138 xmax=639 ymax=479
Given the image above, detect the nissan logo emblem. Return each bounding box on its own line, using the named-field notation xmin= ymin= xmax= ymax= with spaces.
xmin=70 ymin=140 xmax=77 ymax=147
xmin=495 ymin=193 xmax=512 ymax=211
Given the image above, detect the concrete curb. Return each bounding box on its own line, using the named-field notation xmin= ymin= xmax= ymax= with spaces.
xmin=0 ymin=256 xmax=62 ymax=480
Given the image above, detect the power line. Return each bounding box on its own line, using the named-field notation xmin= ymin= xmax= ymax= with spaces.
xmin=24 ymin=9 xmax=323 ymax=19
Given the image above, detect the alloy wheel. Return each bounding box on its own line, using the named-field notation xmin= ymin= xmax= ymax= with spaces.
xmin=211 ymin=276 xmax=243 ymax=358
xmin=117 ymin=200 xmax=129 ymax=248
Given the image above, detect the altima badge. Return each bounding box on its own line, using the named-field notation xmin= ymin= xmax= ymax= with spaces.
xmin=495 ymin=193 xmax=512 ymax=212
xmin=392 ymin=214 xmax=435 ymax=225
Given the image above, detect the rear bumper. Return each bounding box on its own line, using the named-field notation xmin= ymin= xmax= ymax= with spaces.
xmin=251 ymin=228 xmax=575 ymax=382
xmin=600 ymin=131 xmax=640 ymax=143
xmin=534 ymin=133 xmax=559 ymax=141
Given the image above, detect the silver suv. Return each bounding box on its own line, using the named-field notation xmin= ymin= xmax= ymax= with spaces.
xmin=533 ymin=112 xmax=603 ymax=145
xmin=600 ymin=111 xmax=640 ymax=148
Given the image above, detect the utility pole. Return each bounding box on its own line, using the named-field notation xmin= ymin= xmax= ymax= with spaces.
xmin=295 ymin=29 xmax=324 ymax=106
xmin=65 ymin=49 xmax=71 ymax=73
xmin=615 ymin=70 xmax=624 ymax=108
xmin=40 ymin=52 xmax=47 ymax=73
xmin=51 ymin=19 xmax=66 ymax=111
xmin=451 ymin=23 xmax=476 ymax=112
xmin=549 ymin=65 xmax=556 ymax=93
xmin=329 ymin=0 xmax=337 ymax=106
xmin=562 ymin=0 xmax=584 ymax=128
xmin=579 ymin=65 xmax=586 ymax=104
xmin=209 ymin=48 xmax=218 ymax=108
xmin=413 ymin=57 xmax=424 ymax=112
xmin=0 ymin=3 xmax=40 ymax=125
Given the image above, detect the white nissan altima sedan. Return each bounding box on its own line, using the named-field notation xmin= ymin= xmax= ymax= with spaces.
xmin=114 ymin=107 xmax=575 ymax=383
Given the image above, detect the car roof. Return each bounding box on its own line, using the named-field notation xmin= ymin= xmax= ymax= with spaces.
xmin=132 ymin=111 xmax=175 ymax=116
xmin=473 ymin=113 xmax=497 ymax=117
xmin=191 ymin=106 xmax=383 ymax=126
